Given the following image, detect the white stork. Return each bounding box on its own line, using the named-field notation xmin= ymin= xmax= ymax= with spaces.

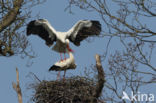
xmin=49 ymin=45 xmax=76 ymax=80
xmin=26 ymin=19 xmax=101 ymax=61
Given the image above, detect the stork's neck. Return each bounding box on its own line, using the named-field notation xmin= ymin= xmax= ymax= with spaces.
xmin=68 ymin=51 xmax=74 ymax=60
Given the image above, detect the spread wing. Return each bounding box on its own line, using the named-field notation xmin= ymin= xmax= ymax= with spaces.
xmin=26 ymin=19 xmax=56 ymax=46
xmin=68 ymin=20 xmax=101 ymax=46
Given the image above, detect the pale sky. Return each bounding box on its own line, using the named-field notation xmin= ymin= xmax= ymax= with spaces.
xmin=0 ymin=0 xmax=155 ymax=103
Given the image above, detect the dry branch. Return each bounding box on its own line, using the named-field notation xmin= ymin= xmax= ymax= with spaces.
xmin=0 ymin=0 xmax=46 ymax=57
xmin=94 ymin=54 xmax=105 ymax=98
xmin=0 ymin=0 xmax=24 ymax=32
xmin=12 ymin=68 xmax=23 ymax=103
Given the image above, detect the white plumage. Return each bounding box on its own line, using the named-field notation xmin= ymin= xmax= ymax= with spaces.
xmin=49 ymin=50 xmax=76 ymax=71
xmin=27 ymin=19 xmax=101 ymax=80
xmin=49 ymin=49 xmax=76 ymax=80
xmin=26 ymin=19 xmax=101 ymax=53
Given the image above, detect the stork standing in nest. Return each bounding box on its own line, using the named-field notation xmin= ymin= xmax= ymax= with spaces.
xmin=49 ymin=41 xmax=76 ymax=80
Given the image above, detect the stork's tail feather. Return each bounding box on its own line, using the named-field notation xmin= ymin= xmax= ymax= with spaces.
xmin=49 ymin=65 xmax=61 ymax=71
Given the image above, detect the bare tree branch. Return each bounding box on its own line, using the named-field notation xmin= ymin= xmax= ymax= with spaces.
xmin=12 ymin=68 xmax=23 ymax=103
xmin=94 ymin=54 xmax=105 ymax=98
xmin=0 ymin=0 xmax=23 ymax=32
xmin=0 ymin=0 xmax=46 ymax=57
xmin=66 ymin=0 xmax=156 ymax=102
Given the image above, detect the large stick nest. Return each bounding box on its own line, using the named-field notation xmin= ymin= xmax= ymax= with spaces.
xmin=31 ymin=55 xmax=105 ymax=103
xmin=32 ymin=77 xmax=99 ymax=103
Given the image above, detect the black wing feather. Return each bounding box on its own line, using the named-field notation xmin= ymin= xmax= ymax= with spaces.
xmin=70 ymin=20 xmax=101 ymax=46
xmin=49 ymin=65 xmax=61 ymax=71
xmin=26 ymin=20 xmax=56 ymax=46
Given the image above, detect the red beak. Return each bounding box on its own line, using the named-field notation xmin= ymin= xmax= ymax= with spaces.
xmin=67 ymin=44 xmax=74 ymax=53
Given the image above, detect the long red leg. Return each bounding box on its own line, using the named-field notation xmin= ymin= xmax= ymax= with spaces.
xmin=64 ymin=52 xmax=66 ymax=60
xmin=60 ymin=53 xmax=63 ymax=61
xmin=57 ymin=71 xmax=60 ymax=80
xmin=63 ymin=70 xmax=66 ymax=81
xmin=67 ymin=44 xmax=74 ymax=53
